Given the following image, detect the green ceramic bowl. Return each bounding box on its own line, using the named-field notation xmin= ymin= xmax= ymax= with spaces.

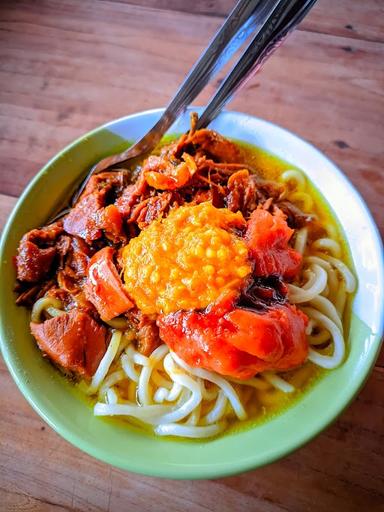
xmin=1 ymin=109 xmax=383 ymax=479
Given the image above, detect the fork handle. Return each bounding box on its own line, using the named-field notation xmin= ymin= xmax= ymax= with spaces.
xmin=156 ymin=0 xmax=281 ymax=136
xmin=197 ymin=0 xmax=318 ymax=129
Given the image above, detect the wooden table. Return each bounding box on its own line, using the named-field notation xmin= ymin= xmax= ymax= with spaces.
xmin=1 ymin=1 xmax=383 ymax=510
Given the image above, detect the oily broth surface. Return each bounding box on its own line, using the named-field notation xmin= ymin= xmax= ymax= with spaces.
xmin=79 ymin=137 xmax=353 ymax=439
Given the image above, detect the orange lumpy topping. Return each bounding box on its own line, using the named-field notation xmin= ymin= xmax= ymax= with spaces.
xmin=122 ymin=202 xmax=251 ymax=314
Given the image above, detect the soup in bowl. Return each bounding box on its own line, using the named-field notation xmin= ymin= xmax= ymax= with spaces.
xmin=0 ymin=108 xmax=382 ymax=478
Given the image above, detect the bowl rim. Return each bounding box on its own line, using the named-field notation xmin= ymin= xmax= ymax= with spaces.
xmin=1 ymin=108 xmax=383 ymax=479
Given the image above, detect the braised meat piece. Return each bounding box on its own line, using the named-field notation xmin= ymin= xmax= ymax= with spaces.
xmin=126 ymin=309 xmax=161 ymax=356
xmin=63 ymin=171 xmax=126 ymax=243
xmin=16 ymin=223 xmax=63 ymax=282
xmin=31 ymin=310 xmax=107 ymax=377
xmin=84 ymin=247 xmax=133 ymax=321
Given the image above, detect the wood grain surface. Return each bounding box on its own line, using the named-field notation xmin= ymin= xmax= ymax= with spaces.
xmin=0 ymin=1 xmax=383 ymax=511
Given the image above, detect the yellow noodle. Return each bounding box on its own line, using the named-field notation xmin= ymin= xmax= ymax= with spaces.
xmin=312 ymin=238 xmax=342 ymax=258
xmin=31 ymin=297 xmax=63 ymax=323
xmin=289 ymin=191 xmax=313 ymax=212
xmin=280 ymin=169 xmax=306 ymax=191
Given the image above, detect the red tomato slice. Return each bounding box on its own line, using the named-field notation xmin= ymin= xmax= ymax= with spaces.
xmin=158 ymin=303 xmax=308 ymax=380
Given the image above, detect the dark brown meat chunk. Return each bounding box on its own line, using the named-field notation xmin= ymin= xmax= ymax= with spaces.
xmin=16 ymin=242 xmax=56 ymax=283
xmin=63 ymin=171 xmax=126 ymax=243
xmin=126 ymin=309 xmax=161 ymax=356
xmin=131 ymin=192 xmax=174 ymax=229
xmin=237 ymin=276 xmax=288 ymax=312
xmin=31 ymin=310 xmax=107 ymax=377
xmin=225 ymin=170 xmax=283 ymax=218
xmin=115 ymin=173 xmax=148 ymax=219
xmin=250 ymin=175 xmax=283 ymax=201
xmin=57 ymin=235 xmax=92 ymax=278
xmin=137 ymin=322 xmax=161 ymax=356
xmin=96 ymin=205 xmax=126 ymax=244
xmin=56 ymin=235 xmax=72 ymax=262
xmin=226 ymin=169 xmax=257 ymax=214
xmin=53 ymin=235 xmax=94 ymax=299
xmin=190 ymin=188 xmax=214 ymax=205
xmin=15 ymin=279 xmax=56 ymax=307
xmin=183 ymin=129 xmax=241 ymax=163
xmin=16 ymin=223 xmax=63 ymax=282
xmin=67 ymin=236 xmax=92 ymax=278
xmin=83 ymin=171 xmax=126 ymax=197
xmin=63 ymin=194 xmax=102 ymax=242
xmin=277 ymin=201 xmax=313 ymax=229
xmin=115 ymin=184 xmax=137 ymax=218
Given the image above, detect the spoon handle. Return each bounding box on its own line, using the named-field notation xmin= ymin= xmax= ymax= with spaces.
xmin=197 ymin=0 xmax=318 ymax=129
